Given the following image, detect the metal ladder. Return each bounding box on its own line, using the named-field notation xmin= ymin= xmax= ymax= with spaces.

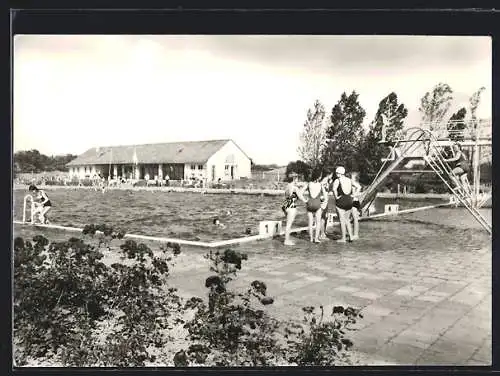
xmin=423 ymin=136 xmax=492 ymax=234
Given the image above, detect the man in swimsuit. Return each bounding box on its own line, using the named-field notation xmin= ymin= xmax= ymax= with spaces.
xmin=442 ymin=143 xmax=471 ymax=195
xmin=299 ymin=168 xmax=328 ymax=243
xmin=29 ymin=185 xmax=52 ymax=224
xmin=332 ymin=166 xmax=355 ymax=243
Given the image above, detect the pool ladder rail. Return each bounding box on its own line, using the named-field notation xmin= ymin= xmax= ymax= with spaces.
xmin=22 ymin=194 xmax=36 ymax=224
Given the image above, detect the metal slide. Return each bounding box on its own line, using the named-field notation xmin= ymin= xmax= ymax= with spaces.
xmin=358 ymin=127 xmax=491 ymax=234
xmin=359 ymin=129 xmax=427 ymax=209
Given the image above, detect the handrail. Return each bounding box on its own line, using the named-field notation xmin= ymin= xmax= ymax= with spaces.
xmin=22 ymin=195 xmax=35 ymax=224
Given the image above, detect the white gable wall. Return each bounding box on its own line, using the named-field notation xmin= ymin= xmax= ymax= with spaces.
xmin=206 ymin=141 xmax=251 ymax=181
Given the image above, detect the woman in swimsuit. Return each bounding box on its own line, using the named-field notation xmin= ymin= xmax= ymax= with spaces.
xmin=29 ymin=185 xmax=52 ymax=224
xmin=300 ymin=169 xmax=327 ymax=243
xmin=332 ymin=166 xmax=355 ymax=243
xmin=443 ymin=143 xmax=471 ymax=195
xmin=282 ymin=172 xmax=302 ymax=246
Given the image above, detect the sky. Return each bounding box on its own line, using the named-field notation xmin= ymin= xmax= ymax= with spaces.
xmin=13 ymin=35 xmax=492 ymax=165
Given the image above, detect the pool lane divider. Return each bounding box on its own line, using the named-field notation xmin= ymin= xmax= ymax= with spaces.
xmin=12 ymin=202 xmax=457 ymax=249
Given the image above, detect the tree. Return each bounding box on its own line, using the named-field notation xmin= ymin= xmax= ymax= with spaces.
xmin=13 ymin=150 xmax=77 ymax=173
xmin=358 ymin=92 xmax=408 ymax=184
xmin=447 ymin=107 xmax=467 ymax=142
xmin=297 ymin=100 xmax=327 ymax=171
xmin=285 ymin=160 xmax=311 ymax=181
xmin=469 ymin=86 xmax=486 ymax=127
xmin=321 ymin=91 xmax=366 ymax=173
xmin=419 ymin=83 xmax=454 ymax=130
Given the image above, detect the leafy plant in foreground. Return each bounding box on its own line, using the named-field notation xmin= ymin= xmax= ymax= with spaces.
xmin=178 ymin=249 xmax=284 ymax=366
xmin=284 ymin=305 xmax=363 ymax=366
xmin=13 ymin=224 xmax=183 ymax=367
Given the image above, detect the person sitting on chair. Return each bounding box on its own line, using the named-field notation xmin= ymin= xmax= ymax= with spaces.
xmin=442 ymin=143 xmax=471 ymax=195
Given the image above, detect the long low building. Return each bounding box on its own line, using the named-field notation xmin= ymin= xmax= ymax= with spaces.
xmin=66 ymin=139 xmax=252 ymax=181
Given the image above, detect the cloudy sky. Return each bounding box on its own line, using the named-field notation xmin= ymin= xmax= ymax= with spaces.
xmin=13 ymin=35 xmax=491 ymax=165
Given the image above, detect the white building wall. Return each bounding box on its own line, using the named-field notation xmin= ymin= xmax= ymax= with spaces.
xmin=206 ymin=141 xmax=251 ymax=181
xmin=184 ymin=163 xmax=206 ymax=180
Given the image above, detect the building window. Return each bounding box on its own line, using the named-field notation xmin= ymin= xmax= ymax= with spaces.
xmin=191 ymin=164 xmax=196 ymax=170
xmin=225 ymin=165 xmax=229 ymax=170
xmin=198 ymin=164 xmax=203 ymax=170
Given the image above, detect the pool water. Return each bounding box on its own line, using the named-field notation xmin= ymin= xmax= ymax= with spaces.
xmin=12 ymin=189 xmax=484 ymax=241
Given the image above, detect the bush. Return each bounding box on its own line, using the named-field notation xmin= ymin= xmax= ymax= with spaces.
xmin=13 ymin=225 xmax=183 ymax=367
xmin=178 ymin=249 xmax=284 ymax=366
xmin=14 ymin=230 xmax=363 ymax=367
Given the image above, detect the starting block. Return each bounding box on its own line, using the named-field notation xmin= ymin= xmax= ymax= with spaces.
xmin=259 ymin=221 xmax=283 ymax=237
xmin=384 ymin=204 xmax=399 ymax=214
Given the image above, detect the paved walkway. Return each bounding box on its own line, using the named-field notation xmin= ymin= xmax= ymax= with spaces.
xmin=169 ymin=213 xmax=492 ymax=366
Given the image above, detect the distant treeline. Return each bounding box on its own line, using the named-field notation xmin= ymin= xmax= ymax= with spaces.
xmin=14 ymin=150 xmax=78 ymax=174
xmin=250 ymin=163 xmax=281 ymax=172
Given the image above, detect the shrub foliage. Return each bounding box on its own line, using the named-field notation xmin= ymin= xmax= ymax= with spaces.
xmin=14 ymin=227 xmax=363 ymax=367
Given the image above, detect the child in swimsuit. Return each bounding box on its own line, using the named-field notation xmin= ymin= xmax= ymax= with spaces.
xmin=29 ymin=185 xmax=52 ymax=224
xmin=333 ymin=166 xmax=355 ymax=243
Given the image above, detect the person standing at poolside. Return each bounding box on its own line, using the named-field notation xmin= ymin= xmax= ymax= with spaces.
xmin=332 ymin=166 xmax=355 ymax=243
xmin=300 ymin=169 xmax=328 ymax=243
xmin=29 ymin=184 xmax=52 ymax=224
xmin=282 ymin=172 xmax=302 ymax=246
xmin=349 ymin=171 xmax=362 ymax=240
xmin=319 ymin=170 xmax=335 ymax=240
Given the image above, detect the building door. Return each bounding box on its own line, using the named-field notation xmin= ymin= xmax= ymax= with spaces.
xmin=230 ymin=166 xmax=234 ymax=180
xmin=212 ymin=165 xmax=216 ymax=181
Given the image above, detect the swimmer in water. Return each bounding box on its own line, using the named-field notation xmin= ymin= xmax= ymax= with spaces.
xmin=29 ymin=184 xmax=52 ymax=224
xmin=213 ymin=218 xmax=226 ymax=229
xmin=300 ymin=168 xmax=328 ymax=243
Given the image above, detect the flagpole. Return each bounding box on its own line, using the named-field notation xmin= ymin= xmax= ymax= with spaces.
xmin=108 ymin=148 xmax=112 ymax=180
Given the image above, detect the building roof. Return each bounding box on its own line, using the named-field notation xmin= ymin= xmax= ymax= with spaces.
xmin=67 ymin=139 xmax=234 ymax=166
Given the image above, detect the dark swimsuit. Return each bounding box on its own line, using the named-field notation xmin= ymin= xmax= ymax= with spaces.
xmin=39 ymin=191 xmax=52 ymax=207
xmin=306 ymin=185 xmax=323 ymax=213
xmin=335 ymin=180 xmax=354 ymax=210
